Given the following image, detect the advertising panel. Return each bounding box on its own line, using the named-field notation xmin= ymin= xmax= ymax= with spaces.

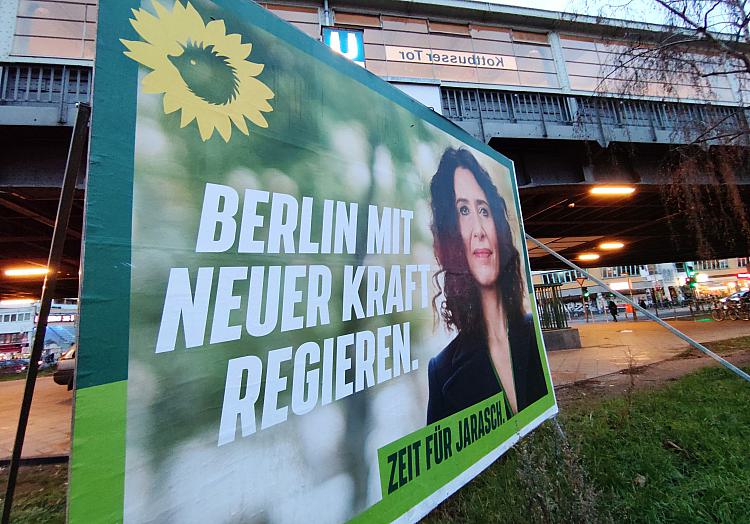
xmin=70 ymin=1 xmax=557 ymax=522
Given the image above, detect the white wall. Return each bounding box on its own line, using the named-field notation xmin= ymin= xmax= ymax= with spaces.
xmin=0 ymin=306 xmax=34 ymax=335
xmin=0 ymin=0 xmax=19 ymax=60
xmin=391 ymin=82 xmax=443 ymax=115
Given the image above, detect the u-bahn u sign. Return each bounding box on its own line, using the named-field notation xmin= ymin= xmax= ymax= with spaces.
xmin=70 ymin=1 xmax=556 ymax=522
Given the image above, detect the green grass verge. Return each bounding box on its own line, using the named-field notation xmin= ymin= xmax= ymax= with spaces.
xmin=0 ymin=369 xmax=55 ymax=383
xmin=428 ymin=364 xmax=750 ymax=523
xmin=0 ymin=464 xmax=67 ymax=523
xmin=1 ymin=362 xmax=748 ymax=523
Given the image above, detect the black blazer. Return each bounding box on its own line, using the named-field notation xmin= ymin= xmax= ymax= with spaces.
xmin=426 ymin=314 xmax=548 ymax=424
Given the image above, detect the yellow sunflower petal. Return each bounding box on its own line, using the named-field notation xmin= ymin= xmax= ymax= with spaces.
xmin=206 ymin=19 xmax=227 ymax=41
xmin=239 ymin=77 xmax=275 ymax=101
xmin=141 ymin=69 xmax=171 ymax=94
xmin=123 ymin=0 xmax=274 ymax=141
xmin=151 ymin=1 xmax=172 ymax=22
xmin=163 ymin=91 xmax=181 ymax=114
xmin=229 ymin=112 xmax=249 ymax=135
xmin=196 ymin=111 xmax=217 ymax=141
xmin=244 ymin=109 xmax=269 ymax=129
xmin=180 ymin=106 xmax=197 ymax=128
xmin=121 ymin=40 xmax=166 ymax=70
xmin=214 ymin=114 xmax=233 ymax=142
xmin=132 ymin=5 xmax=179 ymax=51
xmin=233 ymin=59 xmax=264 ymax=78
xmin=182 ymin=2 xmax=209 ymax=42
xmin=225 ymin=34 xmax=252 ymax=59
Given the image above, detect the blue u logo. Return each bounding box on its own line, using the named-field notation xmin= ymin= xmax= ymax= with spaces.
xmin=323 ymin=28 xmax=365 ymax=64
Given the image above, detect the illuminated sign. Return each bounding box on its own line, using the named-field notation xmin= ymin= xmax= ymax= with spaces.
xmin=738 ymin=273 xmax=750 ymax=279
xmin=36 ymin=314 xmax=76 ymax=323
xmin=385 ymin=46 xmax=517 ymax=70
xmin=322 ymin=28 xmax=365 ymax=66
xmin=609 ymin=281 xmax=631 ymax=291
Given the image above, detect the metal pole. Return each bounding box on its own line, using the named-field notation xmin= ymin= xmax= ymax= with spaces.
xmin=2 ymin=103 xmax=90 ymax=524
xmin=526 ymin=234 xmax=750 ymax=383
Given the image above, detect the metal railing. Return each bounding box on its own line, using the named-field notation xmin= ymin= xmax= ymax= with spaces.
xmin=442 ymin=89 xmax=573 ymax=124
xmin=441 ymin=87 xmax=746 ymax=144
xmin=534 ymin=283 xmax=569 ymax=330
xmin=0 ymin=63 xmax=92 ymax=124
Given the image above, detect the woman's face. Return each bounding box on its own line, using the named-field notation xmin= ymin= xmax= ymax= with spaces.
xmin=454 ymin=167 xmax=500 ymax=289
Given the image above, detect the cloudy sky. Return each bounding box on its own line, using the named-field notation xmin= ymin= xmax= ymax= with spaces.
xmin=484 ymin=0 xmax=664 ymax=24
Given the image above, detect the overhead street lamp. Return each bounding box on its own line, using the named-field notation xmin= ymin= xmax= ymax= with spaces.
xmin=0 ymin=299 xmax=36 ymax=306
xmin=4 ymin=267 xmax=49 ymax=277
xmin=589 ymin=186 xmax=636 ymax=196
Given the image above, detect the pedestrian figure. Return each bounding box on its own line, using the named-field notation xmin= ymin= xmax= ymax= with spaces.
xmin=639 ymin=299 xmax=647 ymax=310
xmin=608 ymin=300 xmax=618 ymax=322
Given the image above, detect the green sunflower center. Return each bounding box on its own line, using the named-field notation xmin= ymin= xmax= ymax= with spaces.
xmin=169 ymin=43 xmax=239 ymax=105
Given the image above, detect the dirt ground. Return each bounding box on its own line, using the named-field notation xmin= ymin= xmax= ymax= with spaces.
xmin=555 ymin=347 xmax=750 ymax=408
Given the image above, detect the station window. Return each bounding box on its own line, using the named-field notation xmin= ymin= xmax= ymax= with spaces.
xmin=511 ymin=30 xmax=548 ymax=44
xmin=12 ymin=0 xmax=98 ymax=60
xmin=695 ymin=259 xmax=729 ymax=271
xmin=333 ymin=12 xmax=381 ymax=28
xmin=541 ymin=269 xmax=584 ymax=285
xmin=428 ymin=21 xmax=470 ymax=36
xmin=601 ymin=265 xmax=646 ymax=279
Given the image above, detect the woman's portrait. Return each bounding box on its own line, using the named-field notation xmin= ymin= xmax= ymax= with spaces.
xmin=427 ymin=147 xmax=548 ymax=424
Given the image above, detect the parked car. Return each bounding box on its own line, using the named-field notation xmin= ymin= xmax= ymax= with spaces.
xmin=720 ymin=291 xmax=750 ymax=303
xmin=0 ymin=358 xmax=29 ymax=376
xmin=53 ymin=346 xmax=76 ymax=390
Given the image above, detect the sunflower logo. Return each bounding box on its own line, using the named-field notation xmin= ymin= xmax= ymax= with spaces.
xmin=121 ymin=1 xmax=274 ymax=142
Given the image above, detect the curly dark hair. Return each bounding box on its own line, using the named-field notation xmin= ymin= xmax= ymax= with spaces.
xmin=430 ymin=147 xmax=526 ymax=334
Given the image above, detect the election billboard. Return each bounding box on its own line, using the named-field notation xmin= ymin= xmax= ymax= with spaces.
xmin=70 ymin=1 xmax=557 ymax=522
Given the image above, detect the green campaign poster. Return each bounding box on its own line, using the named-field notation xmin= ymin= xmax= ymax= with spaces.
xmin=70 ymin=1 xmax=557 ymax=521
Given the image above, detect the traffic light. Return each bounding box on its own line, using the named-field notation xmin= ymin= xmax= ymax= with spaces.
xmin=582 ymin=286 xmax=590 ymax=298
xmin=686 ymin=265 xmax=697 ymax=289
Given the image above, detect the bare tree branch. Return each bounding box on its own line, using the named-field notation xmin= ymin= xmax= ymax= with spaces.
xmin=700 ymin=68 xmax=750 ymax=75
xmin=653 ymin=0 xmax=750 ymax=72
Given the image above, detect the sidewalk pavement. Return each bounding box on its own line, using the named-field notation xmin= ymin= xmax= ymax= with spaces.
xmin=2 ymin=319 xmax=749 ymax=459
xmin=549 ymin=318 xmax=750 ymax=385
xmin=0 ymin=376 xmax=71 ymax=459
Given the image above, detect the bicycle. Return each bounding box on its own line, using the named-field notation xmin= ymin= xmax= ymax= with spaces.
xmin=711 ymin=303 xmax=726 ymax=322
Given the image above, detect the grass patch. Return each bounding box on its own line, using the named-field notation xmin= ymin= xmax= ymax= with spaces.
xmin=428 ymin=364 xmax=750 ymax=523
xmin=0 ymin=464 xmax=67 ymax=523
xmin=0 ymin=369 xmax=55 ymax=383
xmin=1 ymin=360 xmax=748 ymax=522
xmin=673 ymin=336 xmax=750 ymax=360
xmin=704 ymin=336 xmax=750 ymax=356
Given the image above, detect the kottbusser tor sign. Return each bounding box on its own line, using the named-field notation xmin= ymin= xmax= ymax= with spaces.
xmin=70 ymin=1 xmax=557 ymax=521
